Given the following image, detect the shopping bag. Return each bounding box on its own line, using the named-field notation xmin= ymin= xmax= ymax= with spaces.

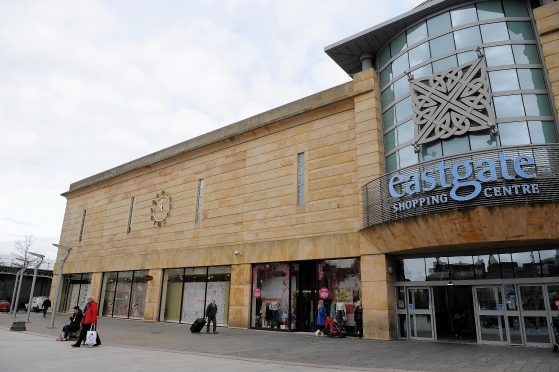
xmin=85 ymin=324 xmax=97 ymax=346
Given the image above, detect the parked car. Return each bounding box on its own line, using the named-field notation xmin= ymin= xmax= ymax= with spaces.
xmin=0 ymin=300 xmax=10 ymax=312
xmin=24 ymin=296 xmax=49 ymax=312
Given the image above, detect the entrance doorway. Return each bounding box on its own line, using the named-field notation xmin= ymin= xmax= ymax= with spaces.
xmin=295 ymin=261 xmax=318 ymax=332
xmin=433 ymin=286 xmax=476 ymax=342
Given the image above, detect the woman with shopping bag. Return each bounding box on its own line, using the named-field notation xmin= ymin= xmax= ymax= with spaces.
xmin=71 ymin=296 xmax=101 ymax=347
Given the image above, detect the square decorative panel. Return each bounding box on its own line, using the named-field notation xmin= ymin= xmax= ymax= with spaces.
xmin=410 ymin=57 xmax=495 ymax=146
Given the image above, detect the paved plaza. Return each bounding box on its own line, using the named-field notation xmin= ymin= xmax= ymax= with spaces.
xmin=1 ymin=312 xmax=559 ymax=371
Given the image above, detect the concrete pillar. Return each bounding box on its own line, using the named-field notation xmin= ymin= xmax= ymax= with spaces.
xmin=228 ymin=263 xmax=252 ymax=328
xmin=360 ymin=53 xmax=373 ymax=71
xmin=143 ymin=269 xmax=163 ymax=321
xmin=360 ymin=254 xmax=397 ymax=340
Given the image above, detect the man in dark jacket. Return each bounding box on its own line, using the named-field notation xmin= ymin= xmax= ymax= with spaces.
xmin=42 ymin=298 xmax=51 ymax=317
xmin=205 ymin=299 xmax=218 ymax=334
xmin=60 ymin=306 xmax=83 ymax=340
xmin=354 ymin=300 xmax=363 ymax=339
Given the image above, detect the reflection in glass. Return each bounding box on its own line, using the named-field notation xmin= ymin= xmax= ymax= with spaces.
xmin=524 ymin=317 xmax=550 ymax=343
xmin=403 ymin=258 xmax=426 ymax=281
xmin=512 ymin=252 xmax=539 ymax=278
xmin=493 ymin=95 xmax=525 ymax=118
xmin=398 ymin=314 xmax=408 ymax=338
xmin=395 ymin=97 xmax=412 ymax=122
xmin=101 ymin=272 xmax=118 ymax=316
xmin=399 ymin=146 xmax=418 ymax=168
xmin=442 ymin=135 xmax=470 ymax=156
xmin=408 ymin=288 xmax=430 ymax=310
xmin=433 ymin=55 xmax=458 ymax=73
xmin=474 ymin=255 xmax=501 ymax=279
xmin=130 ymin=270 xmax=148 ymax=319
xmin=413 ymin=314 xmax=432 ymax=338
xmin=392 ymin=53 xmax=409 ymax=77
xmin=426 ymin=257 xmax=450 ymax=281
xmin=408 ymin=42 xmax=430 ymax=67
xmin=380 ymin=65 xmax=393 ymax=88
xmin=508 ymin=316 xmax=523 ymax=344
xmin=457 ymin=50 xmax=478 ymax=65
xmin=479 ymin=315 xmax=505 ymax=341
xmin=160 ymin=269 xmax=183 ymax=322
xmin=427 ymin=12 xmax=451 ymax=36
xmin=499 ymin=254 xmax=515 ymax=279
xmin=480 ymin=22 xmax=509 ymax=43
xmin=476 ymin=287 xmax=501 ymax=311
xmin=508 ymin=22 xmax=535 ymax=41
xmin=381 ymin=86 xmax=395 ymax=107
xmin=391 ymin=33 xmax=407 ymax=57
xmin=512 ymin=45 xmax=540 ymax=64
xmin=454 ymin=26 xmax=481 ymax=49
xmin=547 ymin=285 xmax=559 ymax=311
xmin=485 ymin=45 xmax=514 ymax=66
xmin=378 ymin=47 xmax=391 ymax=69
xmin=449 ymin=256 xmax=474 ymax=280
xmin=384 ymin=129 xmax=397 ymax=153
xmin=397 ymin=120 xmax=414 ymax=144
xmin=413 ymin=64 xmax=433 ymax=79
xmin=489 ymin=69 xmax=519 ymax=92
xmin=469 ymin=131 xmax=497 ymax=150
xmin=517 ymin=69 xmax=545 ymax=90
xmin=421 ymin=141 xmax=442 ymax=161
xmin=451 ymin=4 xmax=477 ymax=27
xmin=386 ymin=153 xmax=398 ymax=172
xmin=523 ymin=94 xmax=552 ymax=117
xmin=397 ymin=287 xmax=406 ymax=309
xmin=520 ymin=285 xmax=545 ymax=311
xmin=382 ymin=107 xmax=396 ymax=129
xmin=498 ymin=121 xmax=530 ymax=146
xmin=113 ymin=271 xmax=133 ymax=318
xmin=539 ymin=250 xmax=559 ymax=277
xmin=407 ymin=22 xmax=428 ymax=45
xmin=504 ymin=285 xmax=518 ymax=311
xmin=393 ymin=76 xmax=409 ymax=99
xmin=430 ymin=33 xmax=455 ymax=58
xmin=503 ymin=0 xmax=529 ymax=17
xmin=477 ymin=0 xmax=504 ymax=20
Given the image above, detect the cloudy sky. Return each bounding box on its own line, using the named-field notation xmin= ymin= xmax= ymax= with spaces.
xmin=0 ymin=0 xmax=422 ymax=263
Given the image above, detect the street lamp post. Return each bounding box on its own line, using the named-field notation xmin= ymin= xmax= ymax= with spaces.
xmin=25 ymin=252 xmax=45 ymax=322
xmin=48 ymin=244 xmax=72 ymax=329
xmin=9 ymin=269 xmax=23 ymax=315
xmin=12 ymin=266 xmax=27 ymax=318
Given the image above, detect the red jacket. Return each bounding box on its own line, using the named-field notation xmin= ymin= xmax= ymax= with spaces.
xmin=82 ymin=300 xmax=98 ymax=325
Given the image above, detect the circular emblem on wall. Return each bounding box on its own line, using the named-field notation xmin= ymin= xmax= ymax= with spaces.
xmin=150 ymin=191 xmax=172 ymax=226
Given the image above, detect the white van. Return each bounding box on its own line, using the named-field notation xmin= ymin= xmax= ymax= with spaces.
xmin=24 ymin=296 xmax=49 ymax=312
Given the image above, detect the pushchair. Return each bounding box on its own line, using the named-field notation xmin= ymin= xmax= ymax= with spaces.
xmin=324 ymin=316 xmax=346 ymax=338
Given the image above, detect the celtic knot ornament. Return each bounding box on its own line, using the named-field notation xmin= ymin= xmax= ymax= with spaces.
xmin=410 ymin=57 xmax=495 ymax=148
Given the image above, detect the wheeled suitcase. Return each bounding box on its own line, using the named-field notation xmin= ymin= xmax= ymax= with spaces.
xmin=190 ymin=318 xmax=206 ymax=333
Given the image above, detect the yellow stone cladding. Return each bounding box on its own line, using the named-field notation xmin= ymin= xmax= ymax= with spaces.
xmin=535 ymin=2 xmax=559 ymax=120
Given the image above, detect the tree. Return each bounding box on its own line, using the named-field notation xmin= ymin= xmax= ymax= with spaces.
xmin=12 ymin=235 xmax=39 ymax=268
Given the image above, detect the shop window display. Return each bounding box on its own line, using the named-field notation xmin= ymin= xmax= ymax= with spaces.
xmin=252 ymin=263 xmax=290 ymax=330
xmin=59 ymin=273 xmax=91 ymax=312
xmin=99 ymin=270 xmax=149 ymax=319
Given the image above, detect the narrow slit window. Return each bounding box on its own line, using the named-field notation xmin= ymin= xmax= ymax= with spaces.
xmin=195 ymin=179 xmax=204 ymax=224
xmin=79 ymin=209 xmax=86 ymax=242
xmin=127 ymin=197 xmax=135 ymax=233
xmin=297 ymin=152 xmax=305 ymax=206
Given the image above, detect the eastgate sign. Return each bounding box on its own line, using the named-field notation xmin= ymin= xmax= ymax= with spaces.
xmin=389 ymin=152 xmax=538 ymax=213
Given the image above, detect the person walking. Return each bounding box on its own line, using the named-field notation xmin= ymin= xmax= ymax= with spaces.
xmin=42 ymin=298 xmax=51 ymax=317
xmin=205 ymin=299 xmax=218 ymax=334
xmin=72 ymin=296 xmax=101 ymax=347
xmin=315 ymin=300 xmax=327 ymax=336
xmin=59 ymin=306 xmax=83 ymax=341
xmin=354 ymin=300 xmax=363 ymax=339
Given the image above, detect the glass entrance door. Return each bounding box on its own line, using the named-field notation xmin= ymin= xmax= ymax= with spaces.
xmin=407 ymin=287 xmax=435 ymax=340
xmin=473 ymin=286 xmax=507 ymax=344
xmin=518 ymin=285 xmax=551 ymax=346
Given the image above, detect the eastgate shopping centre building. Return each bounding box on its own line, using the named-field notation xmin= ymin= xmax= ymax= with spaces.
xmin=53 ymin=0 xmax=559 ymax=347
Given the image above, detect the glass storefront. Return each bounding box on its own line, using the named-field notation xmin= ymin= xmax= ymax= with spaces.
xmin=159 ymin=266 xmax=230 ymax=325
xmin=251 ymin=259 xmax=361 ymax=332
xmin=100 ymin=270 xmax=149 ymax=319
xmin=59 ymin=273 xmax=92 ymax=312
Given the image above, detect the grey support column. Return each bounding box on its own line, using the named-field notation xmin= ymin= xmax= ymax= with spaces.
xmin=360 ymin=53 xmax=373 ymax=71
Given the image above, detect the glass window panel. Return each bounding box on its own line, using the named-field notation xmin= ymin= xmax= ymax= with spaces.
xmin=489 ymin=69 xmax=519 ymax=91
xmin=512 ymin=44 xmax=540 ymax=64
xmin=520 ymin=285 xmax=546 ymax=311
xmin=384 ymin=129 xmax=397 ymax=153
xmin=470 ymin=131 xmax=497 ymax=150
xmin=407 ymin=22 xmax=428 ymax=45
xmin=523 ymin=94 xmax=552 ymax=116
xmin=378 ymin=47 xmax=391 ymax=69
xmin=449 ymin=256 xmax=475 ymax=280
xmin=528 ymin=121 xmax=558 ymax=144
xmin=392 ymin=53 xmax=409 ymax=77
xmin=398 ymin=314 xmax=408 ymax=338
xmin=548 ymin=285 xmax=559 ymax=311
xmin=409 ymin=42 xmax=430 ymax=67
xmin=399 ymin=145 xmax=418 ymax=168
xmin=397 ymin=120 xmax=415 ymax=144
xmin=207 ymin=266 xmax=231 ymax=326
xmin=427 ymin=12 xmax=451 ymax=36
xmin=457 ymin=50 xmax=478 ymax=65
xmin=454 ymin=26 xmax=482 ymax=49
xmin=160 ymin=268 xmax=183 ymax=322
xmin=512 ymin=252 xmax=540 ymax=278
xmin=499 ymin=254 xmax=514 ymax=279
xmin=413 ymin=314 xmax=433 ymax=338
xmin=499 ymin=121 xmax=530 ymax=146
xmin=479 ymin=315 xmax=506 ymax=342
xmin=393 ymin=76 xmax=409 ymax=100
xmin=395 ymin=97 xmax=412 ymax=122
xmin=474 ymin=254 xmax=501 ymax=279
xmin=480 ymin=22 xmax=509 ymax=43
xmin=433 ymin=55 xmax=458 ymax=73
xmin=539 ymin=250 xmax=559 ymax=277
xmin=380 ymin=65 xmax=393 ymax=88
xmin=477 ymin=0 xmax=504 ymax=20
xmin=409 ymin=288 xmax=430 ymax=309
xmin=493 ymin=95 xmax=525 ymax=118
xmin=381 ymin=85 xmax=395 ymax=107
xmin=451 ymin=5 xmax=477 ymax=27
xmin=403 ymin=258 xmax=426 ymax=281
xmin=397 ymin=287 xmax=406 ymax=309
xmin=508 ymin=316 xmax=523 ymax=344
xmin=113 ymin=271 xmax=133 ymax=317
xmin=476 ymin=287 xmax=502 ymax=310
xmin=504 ymin=284 xmax=519 ymax=311
xmin=426 ymin=257 xmax=450 ymax=281
xmin=421 ymin=140 xmax=442 ymax=161
xmin=181 ymin=267 xmax=208 ymax=323
xmin=382 ymin=106 xmax=396 ymax=129
xmin=524 ymin=317 xmax=550 ymax=343
xmin=386 ymin=152 xmax=398 ymax=173
xmin=130 ymin=270 xmax=149 ymax=319
xmin=517 ymin=69 xmax=545 ymax=90
xmin=412 ymin=63 xmax=433 ymax=79
xmin=442 ymin=135 xmax=470 ymax=156
xmin=503 ymin=0 xmax=529 ymax=17
xmin=430 ymin=33 xmax=455 ymax=58
xmin=101 ymin=272 xmax=118 ymax=316
xmin=508 ymin=21 xmax=535 ymax=40
xmin=485 ymin=45 xmax=514 ymax=66
xmin=391 ymin=33 xmax=407 ymax=57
